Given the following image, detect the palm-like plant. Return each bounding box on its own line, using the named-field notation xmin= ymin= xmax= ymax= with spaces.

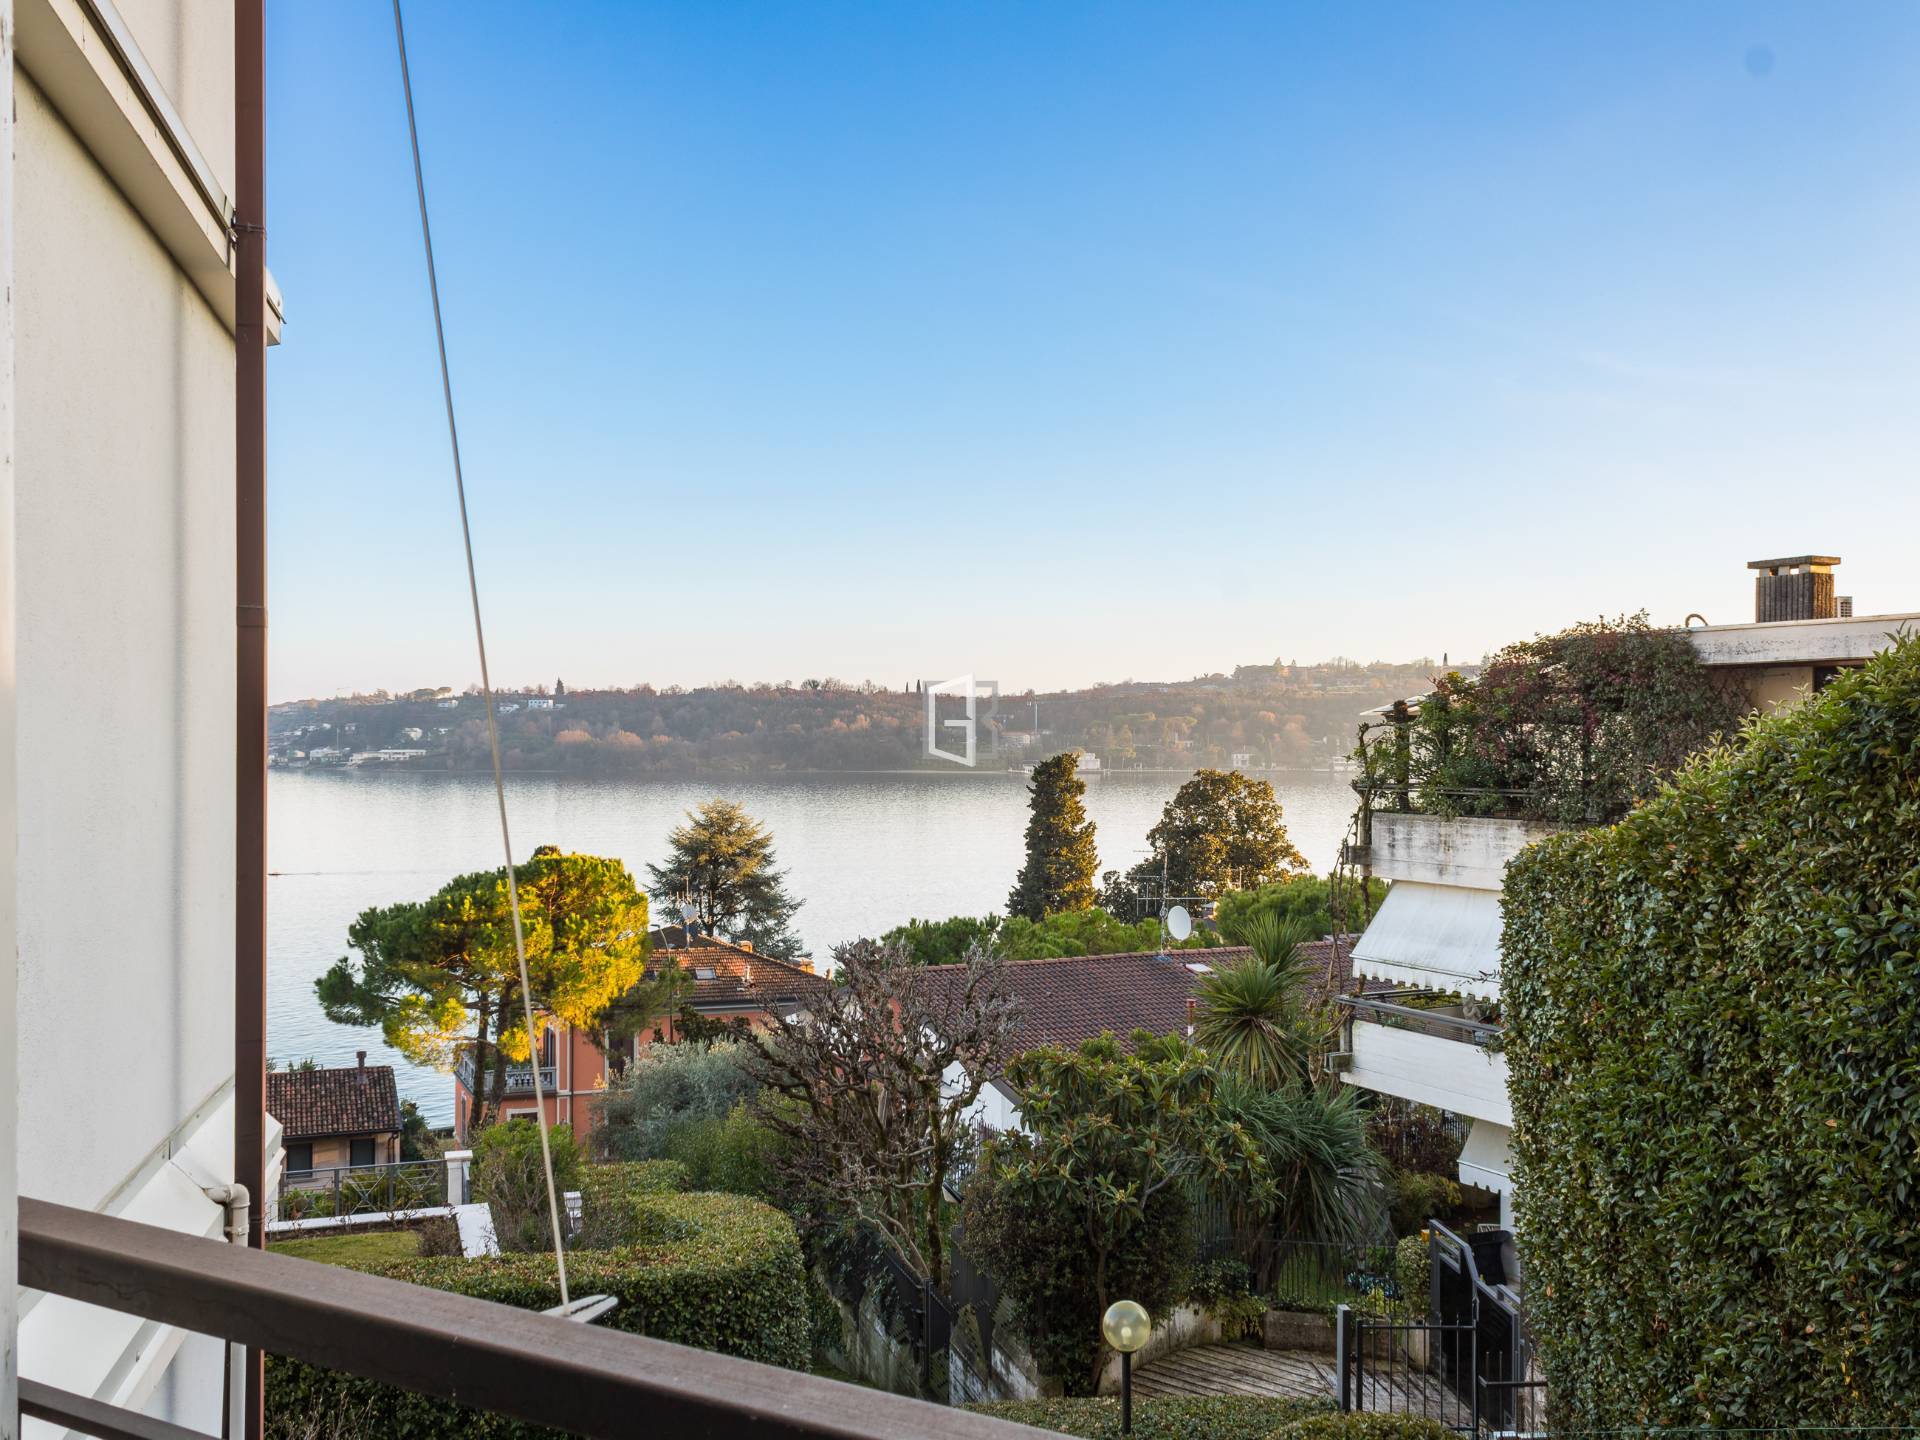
xmin=1192 ymin=913 xmax=1314 ymax=1089
xmin=1216 ymin=1075 xmax=1389 ymax=1279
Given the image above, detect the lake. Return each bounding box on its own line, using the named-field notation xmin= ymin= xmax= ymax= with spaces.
xmin=267 ymin=767 xmax=1359 ymax=1125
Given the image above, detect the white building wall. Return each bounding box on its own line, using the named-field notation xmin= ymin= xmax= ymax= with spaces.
xmin=1345 ymin=1023 xmax=1511 ymax=1128
xmin=13 ymin=59 xmax=236 ymax=1216
xmin=110 ymin=0 xmax=235 ymax=187
xmin=2 ymin=1 xmax=20 ymax=1423
xmin=9 ymin=1 xmax=249 ymax=1428
xmin=1367 ymin=813 xmax=1561 ymax=892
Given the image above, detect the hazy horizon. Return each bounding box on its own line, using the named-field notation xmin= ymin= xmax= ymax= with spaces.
xmin=266 ymin=3 xmax=1920 ymax=702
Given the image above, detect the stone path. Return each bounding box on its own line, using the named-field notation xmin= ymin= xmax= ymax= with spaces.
xmin=1131 ymin=1342 xmax=1472 ymax=1428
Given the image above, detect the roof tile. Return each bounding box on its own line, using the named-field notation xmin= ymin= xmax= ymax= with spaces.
xmin=266 ymin=1063 xmax=401 ymax=1141
xmin=921 ymin=938 xmax=1363 ymax=1054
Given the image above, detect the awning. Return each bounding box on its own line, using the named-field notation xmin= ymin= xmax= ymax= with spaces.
xmin=1457 ymin=1119 xmax=1513 ymax=1193
xmin=1350 ymin=880 xmax=1503 ymax=1000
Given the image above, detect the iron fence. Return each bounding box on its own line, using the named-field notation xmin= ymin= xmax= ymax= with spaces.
xmin=1336 ymin=1219 xmax=1533 ymax=1437
xmin=276 ymin=1159 xmax=447 ymax=1222
xmin=833 ymin=1224 xmax=1012 ymax=1407
xmin=1190 ymin=1200 xmax=1399 ymax=1306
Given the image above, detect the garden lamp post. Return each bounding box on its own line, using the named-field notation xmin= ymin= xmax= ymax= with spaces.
xmin=1102 ymin=1299 xmax=1150 ymax=1434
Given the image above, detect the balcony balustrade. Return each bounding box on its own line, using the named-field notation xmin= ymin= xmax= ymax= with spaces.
xmin=16 ymin=1197 xmax=1044 ymax=1439
xmin=277 ymin=1159 xmax=449 ymax=1222
xmin=454 ymin=1053 xmax=557 ymax=1095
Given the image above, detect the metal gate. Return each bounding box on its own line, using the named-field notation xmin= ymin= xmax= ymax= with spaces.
xmin=1336 ymin=1222 xmax=1541 ymax=1436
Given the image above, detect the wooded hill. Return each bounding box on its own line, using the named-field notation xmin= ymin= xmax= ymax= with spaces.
xmin=270 ymin=660 xmax=1449 ymax=776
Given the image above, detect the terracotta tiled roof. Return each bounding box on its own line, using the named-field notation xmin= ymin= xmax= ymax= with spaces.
xmin=920 ymin=937 xmax=1367 ymax=1055
xmin=645 ymin=940 xmax=826 ymax=1011
xmin=266 ymin=1062 xmax=400 ymax=1141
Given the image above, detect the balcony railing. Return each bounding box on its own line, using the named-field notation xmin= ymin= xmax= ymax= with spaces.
xmin=1344 ymin=990 xmax=1503 ymax=1048
xmin=278 ymin=1159 xmax=448 ymax=1222
xmin=454 ymin=1053 xmax=557 ymax=1094
xmin=16 ymin=1196 xmax=1045 ymax=1439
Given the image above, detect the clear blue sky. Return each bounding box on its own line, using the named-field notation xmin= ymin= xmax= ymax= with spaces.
xmin=264 ymin=2 xmax=1920 ymax=701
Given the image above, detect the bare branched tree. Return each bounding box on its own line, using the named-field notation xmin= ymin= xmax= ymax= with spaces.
xmin=752 ymin=938 xmax=1021 ymax=1290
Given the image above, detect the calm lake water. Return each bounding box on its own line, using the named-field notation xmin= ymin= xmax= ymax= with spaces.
xmin=267 ymin=767 xmax=1359 ymax=1126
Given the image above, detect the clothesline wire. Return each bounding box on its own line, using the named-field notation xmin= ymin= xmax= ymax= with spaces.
xmin=390 ymin=0 xmax=570 ymax=1307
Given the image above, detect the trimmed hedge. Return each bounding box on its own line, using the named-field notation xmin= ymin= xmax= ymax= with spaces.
xmin=969 ymin=1395 xmax=1327 ymax=1439
xmin=1268 ymin=1417 xmax=1451 ymax=1440
xmin=573 ymin=1159 xmax=688 ymax=1248
xmin=1504 ymin=636 xmax=1920 ymax=1426
xmin=267 ymin=1191 xmax=809 ymax=1437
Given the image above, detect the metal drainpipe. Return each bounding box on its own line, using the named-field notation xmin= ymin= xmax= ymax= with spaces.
xmin=207 ymin=1183 xmax=251 ymax=1437
xmin=233 ymin=0 xmax=268 ymax=1435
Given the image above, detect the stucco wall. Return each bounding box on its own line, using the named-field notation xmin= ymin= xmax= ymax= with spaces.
xmin=12 ymin=66 xmax=235 ymax=1212
xmin=112 ymin=0 xmax=235 ymax=195
xmin=1344 ymin=1020 xmax=1512 ymax=1127
xmin=291 ymin=1134 xmax=400 ymax=1171
xmin=1368 ymin=813 xmax=1562 ymax=891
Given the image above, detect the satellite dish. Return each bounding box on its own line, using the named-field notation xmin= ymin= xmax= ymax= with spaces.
xmin=1165 ymin=905 xmax=1193 ymax=942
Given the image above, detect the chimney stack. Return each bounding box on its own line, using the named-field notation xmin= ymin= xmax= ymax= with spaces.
xmin=1748 ymin=555 xmax=1841 ymax=622
xmin=356 ymin=1050 xmax=366 ymax=1068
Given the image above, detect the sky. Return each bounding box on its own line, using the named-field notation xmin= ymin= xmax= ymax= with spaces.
xmin=264 ymin=2 xmax=1920 ymax=702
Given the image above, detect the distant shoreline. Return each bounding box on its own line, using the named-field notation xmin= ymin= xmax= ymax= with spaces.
xmin=272 ymin=763 xmax=1360 ymax=781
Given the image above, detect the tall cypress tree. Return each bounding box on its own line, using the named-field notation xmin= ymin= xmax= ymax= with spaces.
xmin=1007 ymin=752 xmax=1100 ymax=921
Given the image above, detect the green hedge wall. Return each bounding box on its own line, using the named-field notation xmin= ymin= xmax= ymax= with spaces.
xmin=573 ymin=1159 xmax=688 ymax=1247
xmin=267 ymin=1190 xmax=809 ymax=1437
xmin=968 ymin=1395 xmax=1327 ymax=1439
xmin=1504 ymin=636 xmax=1920 ymax=1427
xmin=1268 ymin=1417 xmax=1451 ymax=1440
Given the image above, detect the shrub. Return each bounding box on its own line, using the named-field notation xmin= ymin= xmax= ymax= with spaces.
xmin=1214 ymin=873 xmax=1387 ymax=943
xmin=471 ymin=1120 xmax=584 ymax=1253
xmin=1186 ymin=1258 xmax=1267 ymax=1341
xmin=415 ymin=1215 xmax=463 ymax=1257
xmin=961 ymin=1163 xmax=1192 ymax=1394
xmin=266 ymin=1191 xmax=810 ymax=1436
xmin=1392 ymin=1234 xmax=1428 ymax=1310
xmin=963 ymin=1034 xmax=1249 ymax=1393
xmin=658 ymin=1100 xmax=783 ymax=1198
xmin=1385 ymin=1168 xmax=1459 ymax=1237
xmin=1268 ymin=1415 xmax=1452 ymax=1440
xmin=593 ymin=1039 xmax=757 ymax=1161
xmin=1504 ymin=637 xmax=1920 ymax=1426
xmin=1217 ymin=1079 xmax=1388 ymax=1262
xmin=277 ymin=1186 xmax=333 ymax=1221
xmin=969 ymin=1395 xmax=1328 ymax=1439
xmin=1358 ymin=614 xmax=1744 ymax=823
xmin=572 ymin=1160 xmax=687 ymax=1249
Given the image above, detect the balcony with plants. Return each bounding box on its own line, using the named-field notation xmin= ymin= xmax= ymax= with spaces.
xmin=1349 ymin=613 xmax=1747 ymax=828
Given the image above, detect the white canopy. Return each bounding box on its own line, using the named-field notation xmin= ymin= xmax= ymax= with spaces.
xmin=1350 ymin=880 xmax=1504 ymax=1001
xmin=1457 ymin=1119 xmax=1514 ymax=1194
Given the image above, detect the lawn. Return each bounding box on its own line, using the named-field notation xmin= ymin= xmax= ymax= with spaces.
xmin=269 ymin=1228 xmax=423 ymax=1266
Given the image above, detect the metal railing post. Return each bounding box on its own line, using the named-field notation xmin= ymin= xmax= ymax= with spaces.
xmin=919 ymin=1277 xmax=933 ymax=1397
xmin=1334 ymin=1303 xmax=1352 ymax=1411
xmin=1388 ymin=699 xmax=1412 ymax=813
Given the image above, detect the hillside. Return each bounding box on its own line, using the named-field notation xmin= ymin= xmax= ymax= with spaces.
xmin=269 ymin=660 xmax=1450 ymax=776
